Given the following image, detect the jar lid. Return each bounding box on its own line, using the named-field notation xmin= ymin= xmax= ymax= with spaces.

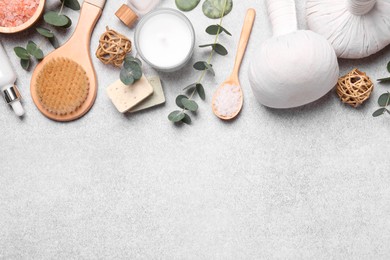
xmin=115 ymin=4 xmax=139 ymax=28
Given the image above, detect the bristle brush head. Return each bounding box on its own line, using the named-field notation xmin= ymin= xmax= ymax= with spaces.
xmin=35 ymin=57 xmax=90 ymax=116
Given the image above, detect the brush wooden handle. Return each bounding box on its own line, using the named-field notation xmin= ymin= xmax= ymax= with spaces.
xmin=232 ymin=9 xmax=256 ymax=79
xmin=70 ymin=2 xmax=102 ymax=49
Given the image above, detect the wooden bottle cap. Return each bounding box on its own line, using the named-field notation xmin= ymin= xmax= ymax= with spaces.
xmin=115 ymin=4 xmax=138 ymax=28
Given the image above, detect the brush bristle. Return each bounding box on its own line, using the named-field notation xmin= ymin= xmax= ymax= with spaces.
xmin=35 ymin=57 xmax=90 ymax=116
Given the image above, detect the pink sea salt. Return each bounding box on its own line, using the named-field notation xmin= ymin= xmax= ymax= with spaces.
xmin=0 ymin=0 xmax=39 ymax=27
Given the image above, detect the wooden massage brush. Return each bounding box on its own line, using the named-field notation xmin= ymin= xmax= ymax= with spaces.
xmin=30 ymin=0 xmax=106 ymax=121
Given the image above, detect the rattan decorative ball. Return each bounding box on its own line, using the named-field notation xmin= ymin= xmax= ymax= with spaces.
xmin=336 ymin=68 xmax=374 ymax=108
xmin=96 ymin=26 xmax=132 ymax=67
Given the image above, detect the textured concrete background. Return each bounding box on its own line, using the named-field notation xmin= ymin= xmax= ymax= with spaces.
xmin=1 ymin=0 xmax=390 ymax=259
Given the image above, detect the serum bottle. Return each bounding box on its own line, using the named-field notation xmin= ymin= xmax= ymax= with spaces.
xmin=0 ymin=42 xmax=25 ymax=117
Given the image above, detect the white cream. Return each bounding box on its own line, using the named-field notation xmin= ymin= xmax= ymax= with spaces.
xmin=136 ymin=9 xmax=194 ymax=71
xmin=213 ymin=85 xmax=242 ymax=117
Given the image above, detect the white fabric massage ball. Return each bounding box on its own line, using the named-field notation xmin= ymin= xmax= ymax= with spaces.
xmin=249 ymin=30 xmax=339 ymax=108
xmin=306 ymin=0 xmax=390 ymax=59
xmin=249 ymin=0 xmax=340 ymax=109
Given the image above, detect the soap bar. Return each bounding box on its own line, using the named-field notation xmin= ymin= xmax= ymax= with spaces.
xmin=130 ymin=76 xmax=165 ymax=112
xmin=106 ymin=75 xmax=153 ymax=113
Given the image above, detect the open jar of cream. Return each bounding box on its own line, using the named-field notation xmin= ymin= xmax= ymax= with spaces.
xmin=0 ymin=0 xmax=45 ymax=34
xmin=134 ymin=8 xmax=195 ymax=72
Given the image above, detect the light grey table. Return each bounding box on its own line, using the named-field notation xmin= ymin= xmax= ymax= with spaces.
xmin=1 ymin=0 xmax=390 ymax=259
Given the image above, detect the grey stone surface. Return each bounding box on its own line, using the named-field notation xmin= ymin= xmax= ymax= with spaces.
xmin=1 ymin=0 xmax=390 ymax=259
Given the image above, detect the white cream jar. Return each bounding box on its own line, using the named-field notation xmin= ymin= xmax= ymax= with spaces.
xmin=135 ymin=8 xmax=195 ymax=72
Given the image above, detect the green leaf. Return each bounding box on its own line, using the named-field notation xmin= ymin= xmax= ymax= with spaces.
xmin=181 ymin=113 xmax=192 ymax=124
xmin=26 ymin=41 xmax=38 ymax=55
xmin=196 ymin=84 xmax=206 ymax=100
xmin=202 ymin=0 xmax=233 ymax=19
xmin=124 ymin=56 xmax=142 ymax=66
xmin=373 ymin=108 xmax=386 ymax=117
xmin=387 ymin=61 xmax=390 ymax=74
xmin=61 ymin=0 xmax=80 ymax=11
xmin=36 ymin=27 xmax=54 ymax=38
xmin=168 ymin=111 xmax=185 ymax=122
xmin=206 ymin=24 xmax=231 ymax=36
xmin=20 ymin=59 xmax=30 ymax=71
xmin=199 ymin=43 xmax=228 ymax=56
xmin=120 ymin=61 xmax=142 ymax=85
xmin=193 ymin=61 xmax=208 ymax=71
xmin=176 ymin=95 xmax=188 ymax=109
xmin=184 ymin=83 xmax=197 ymax=91
xmin=14 ymin=47 xmax=30 ymax=60
xmin=205 ymin=63 xmax=215 ymax=76
xmin=49 ymin=36 xmax=60 ymax=49
xmin=378 ymin=93 xmax=390 ymax=107
xmin=120 ymin=70 xmax=135 ymax=85
xmin=181 ymin=98 xmax=198 ymax=112
xmin=199 ymin=43 xmax=214 ymax=48
xmin=213 ymin=43 xmax=228 ymax=55
xmin=44 ymin=12 xmax=70 ymax=27
xmin=378 ymin=77 xmax=390 ymax=83
xmin=62 ymin=16 xmax=72 ymax=28
xmin=33 ymin=49 xmax=44 ymax=60
xmin=175 ymin=0 xmax=200 ymax=11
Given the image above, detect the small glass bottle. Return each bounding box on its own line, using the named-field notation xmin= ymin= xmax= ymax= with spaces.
xmin=0 ymin=42 xmax=24 ymax=117
xmin=115 ymin=0 xmax=161 ymax=28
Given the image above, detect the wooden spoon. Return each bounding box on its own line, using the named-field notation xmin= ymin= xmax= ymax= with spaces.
xmin=212 ymin=9 xmax=256 ymax=120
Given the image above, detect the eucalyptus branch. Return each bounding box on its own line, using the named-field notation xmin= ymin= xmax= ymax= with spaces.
xmin=169 ymin=0 xmax=231 ymax=124
xmin=373 ymin=61 xmax=390 ymax=117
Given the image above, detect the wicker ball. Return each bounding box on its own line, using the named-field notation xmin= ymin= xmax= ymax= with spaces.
xmin=96 ymin=27 xmax=132 ymax=67
xmin=336 ymin=68 xmax=374 ymax=108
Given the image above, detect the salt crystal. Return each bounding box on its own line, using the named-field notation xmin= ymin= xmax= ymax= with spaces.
xmin=213 ymin=85 xmax=242 ymax=117
xmin=0 ymin=0 xmax=39 ymax=28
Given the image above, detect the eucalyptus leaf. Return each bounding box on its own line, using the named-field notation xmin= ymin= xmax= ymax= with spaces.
xmin=196 ymin=84 xmax=205 ymax=100
xmin=184 ymin=83 xmax=197 ymax=91
xmin=49 ymin=36 xmax=60 ymax=49
xmin=44 ymin=12 xmax=70 ymax=27
xmin=61 ymin=0 xmax=80 ymax=11
xmin=387 ymin=61 xmax=390 ymax=73
xmin=175 ymin=0 xmax=200 ymax=11
xmin=181 ymin=113 xmax=192 ymax=124
xmin=14 ymin=47 xmax=30 ymax=60
xmin=199 ymin=43 xmax=228 ymax=55
xmin=168 ymin=111 xmax=185 ymax=122
xmin=213 ymin=43 xmax=228 ymax=55
xmin=176 ymin=95 xmax=188 ymax=109
xmin=378 ymin=93 xmax=390 ymax=107
xmin=20 ymin=59 xmax=30 ymax=71
xmin=120 ymin=69 xmax=135 ymax=85
xmin=26 ymin=41 xmax=38 ymax=55
xmin=193 ymin=61 xmax=208 ymax=71
xmin=121 ymin=60 xmax=142 ymax=85
xmin=62 ymin=16 xmax=72 ymax=28
xmin=181 ymin=98 xmax=199 ymax=112
xmin=36 ymin=27 xmax=54 ymax=38
xmin=206 ymin=24 xmax=231 ymax=36
xmin=373 ymin=108 xmax=386 ymax=117
xmin=33 ymin=49 xmax=44 ymax=60
xmin=124 ymin=56 xmax=142 ymax=66
xmin=202 ymin=0 xmax=233 ymax=19
xmin=378 ymin=77 xmax=390 ymax=83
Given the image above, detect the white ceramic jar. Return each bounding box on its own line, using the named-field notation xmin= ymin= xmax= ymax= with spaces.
xmin=134 ymin=8 xmax=195 ymax=72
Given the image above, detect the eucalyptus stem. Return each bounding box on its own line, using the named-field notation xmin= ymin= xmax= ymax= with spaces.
xmin=58 ymin=0 xmax=65 ymax=15
xmin=183 ymin=0 xmax=228 ymax=108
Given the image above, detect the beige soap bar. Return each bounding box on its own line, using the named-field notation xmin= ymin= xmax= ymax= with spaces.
xmin=107 ymin=75 xmax=153 ymax=113
xmin=130 ymin=76 xmax=165 ymax=112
